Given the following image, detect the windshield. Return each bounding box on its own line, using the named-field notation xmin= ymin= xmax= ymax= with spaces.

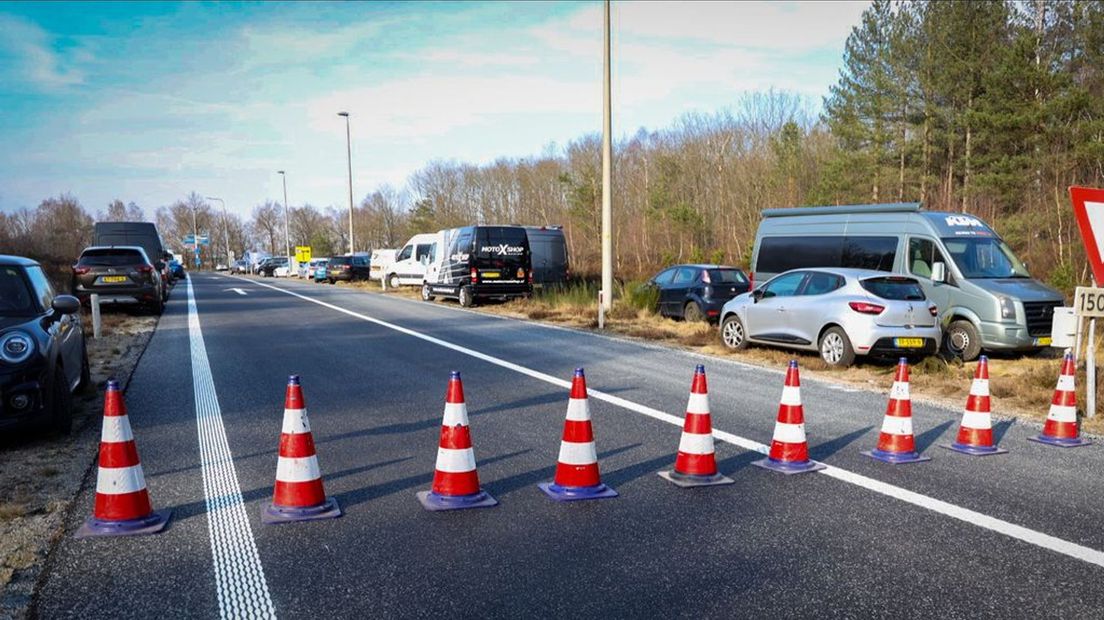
xmin=941 ymin=237 xmax=1030 ymax=279
xmin=0 ymin=267 xmax=36 ymax=315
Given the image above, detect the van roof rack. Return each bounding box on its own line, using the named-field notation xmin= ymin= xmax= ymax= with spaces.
xmin=762 ymin=202 xmax=921 ymax=218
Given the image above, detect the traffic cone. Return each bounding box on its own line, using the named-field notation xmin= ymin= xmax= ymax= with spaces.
xmin=77 ymin=379 xmax=171 ymax=537
xmin=539 ymin=368 xmax=618 ymax=501
xmin=417 ymin=371 xmax=498 ymax=511
xmin=943 ymin=356 xmax=1008 ymax=456
xmin=1029 ymin=352 xmax=1092 ymax=448
xmin=753 ymin=360 xmax=825 ymax=474
xmin=658 ymin=365 xmax=734 ymax=487
xmin=862 ymin=358 xmax=931 ymax=464
xmin=262 ymin=375 xmax=342 ymax=523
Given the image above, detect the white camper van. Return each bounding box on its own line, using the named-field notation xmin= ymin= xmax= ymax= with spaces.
xmin=381 ymin=233 xmax=438 ymax=288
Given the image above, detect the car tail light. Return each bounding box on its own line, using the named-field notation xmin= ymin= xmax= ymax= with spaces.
xmin=73 ymin=265 xmax=90 ymax=275
xmin=848 ymin=301 xmax=885 ymax=315
xmin=137 ymin=264 xmax=153 ymax=273
xmin=929 ymin=305 xmax=938 ymax=317
xmin=470 ymin=267 xmax=478 ymax=283
xmin=748 ymin=272 xmax=755 ymax=289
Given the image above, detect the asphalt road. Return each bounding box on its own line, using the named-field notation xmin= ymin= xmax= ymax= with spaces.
xmin=34 ymin=273 xmax=1104 ymax=618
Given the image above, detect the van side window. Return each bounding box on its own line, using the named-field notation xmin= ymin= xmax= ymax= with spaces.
xmin=908 ymin=238 xmax=948 ymax=279
xmin=841 ymin=237 xmax=896 ymax=271
xmin=415 ymin=244 xmax=432 ymax=262
xmin=396 ymin=245 xmax=412 ymax=262
xmin=758 ymin=237 xmax=842 ymax=274
xmin=451 ymin=230 xmax=474 ymax=256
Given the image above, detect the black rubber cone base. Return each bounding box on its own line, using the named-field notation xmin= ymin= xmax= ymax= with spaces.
xmin=657 ymin=470 xmax=735 ymax=488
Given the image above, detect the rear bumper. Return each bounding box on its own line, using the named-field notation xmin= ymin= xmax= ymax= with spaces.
xmin=867 ymin=337 xmax=939 ymax=357
xmin=850 ymin=324 xmax=942 ymax=357
xmin=471 ymin=282 xmax=531 ymax=298
xmin=75 ymin=284 xmax=158 ymax=304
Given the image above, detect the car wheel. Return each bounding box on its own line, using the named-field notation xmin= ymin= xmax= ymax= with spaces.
xmin=720 ymin=315 xmax=749 ymax=350
xmin=388 ymin=274 xmax=401 ymax=289
xmin=683 ymin=302 xmax=705 ymax=322
xmin=48 ymin=364 xmax=73 ymax=436
xmin=459 ymin=286 xmax=474 ymax=308
xmin=421 ymin=284 xmax=435 ymax=302
xmin=944 ymin=319 xmax=982 ymax=361
xmin=819 ymin=326 xmax=856 ymax=368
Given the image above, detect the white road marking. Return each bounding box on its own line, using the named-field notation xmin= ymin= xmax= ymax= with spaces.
xmin=187 ymin=277 xmax=278 ymax=619
xmin=226 ymin=287 xmax=248 ymax=296
xmin=240 ymin=276 xmax=1104 ymax=569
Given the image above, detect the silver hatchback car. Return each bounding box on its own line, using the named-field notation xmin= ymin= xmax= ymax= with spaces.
xmin=719 ymin=268 xmax=941 ymax=367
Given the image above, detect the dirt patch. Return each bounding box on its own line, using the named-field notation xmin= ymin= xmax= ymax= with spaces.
xmin=0 ymin=308 xmax=157 ymax=619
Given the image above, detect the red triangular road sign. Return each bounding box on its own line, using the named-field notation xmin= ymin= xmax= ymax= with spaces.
xmin=1070 ymin=186 xmax=1104 ymax=285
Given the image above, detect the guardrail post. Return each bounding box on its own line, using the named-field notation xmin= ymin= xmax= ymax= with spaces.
xmin=598 ymin=289 xmax=605 ymax=330
xmin=91 ymin=293 xmax=102 ymax=339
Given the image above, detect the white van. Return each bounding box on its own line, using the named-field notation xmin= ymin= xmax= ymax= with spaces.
xmin=382 ymin=233 xmax=438 ymax=288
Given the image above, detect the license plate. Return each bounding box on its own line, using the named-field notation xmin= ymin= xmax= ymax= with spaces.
xmin=894 ymin=338 xmax=924 ymax=348
xmin=481 ymin=271 xmax=500 ymax=279
xmin=1035 ymin=337 xmax=1052 ymax=346
xmin=100 ymin=276 xmax=127 ymax=283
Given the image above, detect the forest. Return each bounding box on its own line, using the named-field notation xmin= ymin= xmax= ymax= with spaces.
xmin=2 ymin=1 xmax=1101 ymax=292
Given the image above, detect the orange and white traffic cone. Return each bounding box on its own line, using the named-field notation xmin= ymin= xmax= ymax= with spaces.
xmin=753 ymin=360 xmax=825 ymax=474
xmin=944 ymin=356 xmax=1008 ymax=456
xmin=862 ymin=358 xmax=931 ymax=464
xmin=658 ymin=365 xmax=734 ymax=487
xmin=262 ymin=375 xmax=342 ymax=523
xmin=539 ymin=368 xmax=618 ymax=501
xmin=77 ymin=379 xmax=171 ymax=537
xmin=417 ymin=371 xmax=498 ymax=511
xmin=1029 ymin=352 xmax=1091 ymax=448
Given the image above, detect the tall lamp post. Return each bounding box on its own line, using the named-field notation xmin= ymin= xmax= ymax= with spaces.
xmin=277 ymin=170 xmax=291 ymax=276
xmin=600 ymin=0 xmax=613 ymax=317
xmin=205 ymin=196 xmax=231 ymax=268
xmin=191 ymin=201 xmax=200 ymax=270
xmin=338 ymin=111 xmax=355 ymax=255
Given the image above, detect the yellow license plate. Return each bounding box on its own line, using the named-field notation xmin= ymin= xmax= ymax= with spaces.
xmin=1035 ymin=337 xmax=1052 ymax=346
xmin=101 ymin=276 xmax=127 ymax=283
xmin=481 ymin=271 xmax=500 ymax=279
xmin=894 ymin=338 xmax=924 ymax=348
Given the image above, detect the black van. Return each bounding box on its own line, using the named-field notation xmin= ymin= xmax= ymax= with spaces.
xmin=421 ymin=225 xmax=533 ymax=307
xmin=524 ymin=226 xmax=569 ymax=286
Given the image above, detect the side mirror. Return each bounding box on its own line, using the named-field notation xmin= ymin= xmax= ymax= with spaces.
xmin=52 ymin=295 xmax=80 ymax=315
xmin=931 ymin=261 xmax=946 ymax=283
xmin=752 ymin=288 xmax=764 ymax=303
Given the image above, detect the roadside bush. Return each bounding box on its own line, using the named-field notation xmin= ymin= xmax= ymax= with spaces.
xmin=621 ymin=280 xmax=659 ymax=313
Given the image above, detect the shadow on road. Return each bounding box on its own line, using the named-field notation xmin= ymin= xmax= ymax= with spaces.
xmin=914 ymin=419 xmax=956 ymax=453
xmin=484 ymin=443 xmax=640 ymax=496
xmin=809 ymin=425 xmax=876 ymax=461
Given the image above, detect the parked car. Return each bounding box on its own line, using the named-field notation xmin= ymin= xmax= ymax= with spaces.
xmin=71 ymin=246 xmax=165 ymax=314
xmin=1 ymin=255 xmax=88 ymax=435
xmin=299 ymin=258 xmax=328 ymax=279
xmin=421 ymin=226 xmax=532 ymax=307
xmin=719 ymin=268 xmax=940 ymax=368
xmin=93 ymin=221 xmax=171 ymax=301
xmin=229 ymin=259 xmax=249 ymax=274
xmin=384 ymin=234 xmax=438 ymax=288
xmin=647 ymin=264 xmax=750 ymax=322
xmin=215 ymin=263 xmax=228 ymax=272
xmin=260 ymin=257 xmax=289 ymax=277
xmin=168 ymin=259 xmax=185 ymax=279
xmin=313 ymin=259 xmax=330 ymax=282
xmin=524 ymin=226 xmax=569 ymax=286
xmin=752 ymin=203 xmax=1063 ymax=360
xmin=326 ymin=255 xmax=371 ymax=283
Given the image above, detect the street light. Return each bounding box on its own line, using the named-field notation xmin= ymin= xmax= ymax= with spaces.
xmin=277 ymin=170 xmax=291 ymax=277
xmin=205 ymin=196 xmax=231 ymax=268
xmin=191 ymin=201 xmax=199 ymax=270
xmin=338 ymin=111 xmax=355 ymax=255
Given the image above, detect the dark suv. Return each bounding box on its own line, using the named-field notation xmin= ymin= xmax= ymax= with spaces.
xmin=71 ymin=246 xmax=164 ymax=314
xmin=326 ymin=255 xmax=370 ymax=283
xmin=648 ymin=264 xmax=751 ymax=322
xmin=1 ymin=255 xmax=88 ymax=435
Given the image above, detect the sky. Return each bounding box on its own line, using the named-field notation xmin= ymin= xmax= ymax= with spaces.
xmin=0 ymin=1 xmax=869 ymax=220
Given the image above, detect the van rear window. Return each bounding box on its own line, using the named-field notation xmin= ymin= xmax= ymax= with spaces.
xmin=861 ymin=277 xmax=926 ymax=301
xmin=475 ymin=227 xmax=528 ymax=257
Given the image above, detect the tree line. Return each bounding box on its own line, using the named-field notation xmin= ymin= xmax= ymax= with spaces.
xmin=3 ymin=1 xmax=1101 ymax=293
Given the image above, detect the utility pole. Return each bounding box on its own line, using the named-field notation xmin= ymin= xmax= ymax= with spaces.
xmin=191 ymin=202 xmax=199 ymax=269
xmin=339 ymin=112 xmax=355 ymax=255
xmin=278 ymin=170 xmax=291 ymax=276
xmin=600 ymin=0 xmax=614 ymax=316
xmin=205 ymin=196 xmax=231 ymax=267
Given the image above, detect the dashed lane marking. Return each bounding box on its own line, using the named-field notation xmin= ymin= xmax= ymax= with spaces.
xmin=188 ymin=277 xmax=278 ymax=619
xmin=239 ymin=275 xmax=1104 ymax=569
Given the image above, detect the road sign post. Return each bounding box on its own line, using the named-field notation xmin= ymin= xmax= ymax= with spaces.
xmin=1070 ymin=186 xmax=1104 ymax=419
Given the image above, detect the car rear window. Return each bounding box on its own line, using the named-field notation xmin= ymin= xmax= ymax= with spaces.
xmin=861 ymin=277 xmax=926 ymax=301
xmin=79 ymin=248 xmax=146 ymax=266
xmin=330 ymin=257 xmax=350 ymax=265
xmin=708 ymin=269 xmax=747 ymax=284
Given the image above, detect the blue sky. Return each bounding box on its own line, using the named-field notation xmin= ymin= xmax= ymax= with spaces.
xmin=0 ymin=1 xmax=869 ymax=218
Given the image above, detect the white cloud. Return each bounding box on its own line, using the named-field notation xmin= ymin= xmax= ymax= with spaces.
xmin=0 ymin=14 xmax=85 ymax=88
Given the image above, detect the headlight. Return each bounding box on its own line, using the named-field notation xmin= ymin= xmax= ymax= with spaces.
xmin=0 ymin=331 xmax=35 ymax=364
xmin=999 ymin=296 xmax=1016 ymax=320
